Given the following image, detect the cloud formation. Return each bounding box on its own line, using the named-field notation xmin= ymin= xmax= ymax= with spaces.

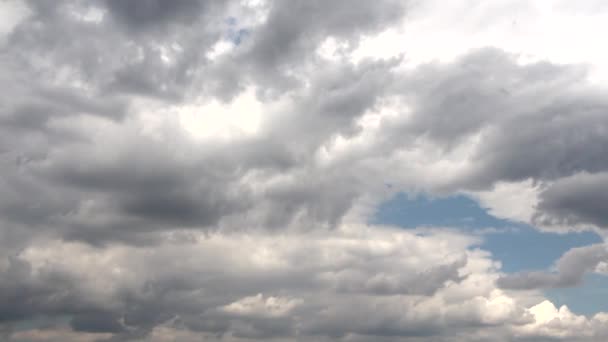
xmin=498 ymin=244 xmax=608 ymax=290
xmin=2 ymin=0 xmax=608 ymax=341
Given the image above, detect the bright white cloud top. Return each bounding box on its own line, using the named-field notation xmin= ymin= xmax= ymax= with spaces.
xmin=1 ymin=1 xmax=608 ymax=341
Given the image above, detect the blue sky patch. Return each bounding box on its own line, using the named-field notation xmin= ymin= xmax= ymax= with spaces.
xmin=546 ymin=274 xmax=608 ymax=315
xmin=372 ymin=193 xmax=606 ymax=314
xmin=225 ymin=17 xmax=249 ymax=45
xmin=372 ymin=193 xmax=601 ymax=272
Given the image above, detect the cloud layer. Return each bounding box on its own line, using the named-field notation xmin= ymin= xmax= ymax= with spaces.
xmin=2 ymin=0 xmax=608 ymax=341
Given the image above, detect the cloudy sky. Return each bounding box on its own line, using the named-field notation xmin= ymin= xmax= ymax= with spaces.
xmin=2 ymin=0 xmax=608 ymax=341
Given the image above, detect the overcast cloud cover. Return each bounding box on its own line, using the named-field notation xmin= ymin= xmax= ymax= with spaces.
xmin=1 ymin=0 xmax=608 ymax=341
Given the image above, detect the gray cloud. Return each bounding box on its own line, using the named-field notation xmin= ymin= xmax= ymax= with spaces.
xmin=0 ymin=0 xmax=408 ymax=245
xmin=0 ymin=256 xmax=93 ymax=323
xmin=10 ymin=0 xmax=226 ymax=102
xmin=534 ymin=172 xmax=608 ymax=229
xmin=384 ymin=48 xmax=608 ymax=191
xmin=70 ymin=312 xmax=125 ymax=333
xmin=3 ymin=0 xmax=608 ymax=341
xmin=235 ymin=0 xmax=407 ymax=92
xmin=0 ymin=227 xmax=482 ymax=340
xmin=498 ymin=244 xmax=608 ymax=290
xmin=103 ymin=0 xmax=207 ymax=33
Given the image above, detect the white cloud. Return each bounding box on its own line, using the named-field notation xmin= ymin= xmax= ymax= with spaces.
xmin=7 ymin=223 xmax=605 ymax=340
xmin=178 ymin=88 xmax=265 ymax=140
xmin=515 ymin=300 xmax=608 ymax=340
xmin=221 ymin=294 xmax=303 ymax=318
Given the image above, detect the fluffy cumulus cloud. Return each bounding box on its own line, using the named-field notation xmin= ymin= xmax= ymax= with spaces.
xmin=1 ymin=0 xmax=608 ymax=341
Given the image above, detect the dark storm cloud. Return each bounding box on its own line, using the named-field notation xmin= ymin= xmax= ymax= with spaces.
xmin=70 ymin=312 xmax=125 ymax=333
xmin=0 ymin=256 xmax=89 ymax=323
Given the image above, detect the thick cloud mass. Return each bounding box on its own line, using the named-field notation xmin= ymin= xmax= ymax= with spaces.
xmin=2 ymin=0 xmax=608 ymax=341
xmin=534 ymin=172 xmax=608 ymax=229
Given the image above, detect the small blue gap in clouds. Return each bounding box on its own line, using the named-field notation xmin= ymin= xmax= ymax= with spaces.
xmin=371 ymin=193 xmax=602 ymax=273
xmin=229 ymin=28 xmax=249 ymax=46
xmin=224 ymin=17 xmax=249 ymax=46
xmin=225 ymin=17 xmax=237 ymax=26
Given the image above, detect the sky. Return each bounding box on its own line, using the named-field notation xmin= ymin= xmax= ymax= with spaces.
xmin=1 ymin=0 xmax=608 ymax=341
